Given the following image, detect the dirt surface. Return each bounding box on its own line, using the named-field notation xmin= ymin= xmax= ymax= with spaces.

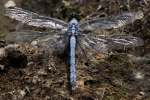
xmin=0 ymin=0 xmax=150 ymax=100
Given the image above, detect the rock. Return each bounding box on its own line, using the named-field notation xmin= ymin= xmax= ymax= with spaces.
xmin=31 ymin=40 xmax=38 ymax=46
xmin=32 ymin=76 xmax=40 ymax=84
xmin=37 ymin=69 xmax=47 ymax=76
xmin=4 ymin=0 xmax=16 ymax=8
xmin=0 ymin=48 xmax=6 ymax=58
xmin=18 ymin=89 xmax=26 ymax=99
xmin=139 ymin=91 xmax=145 ymax=96
xmin=0 ymin=64 xmax=5 ymax=70
xmin=133 ymin=71 xmax=144 ymax=80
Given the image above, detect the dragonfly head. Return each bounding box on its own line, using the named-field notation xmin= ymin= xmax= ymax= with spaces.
xmin=68 ymin=18 xmax=79 ymax=35
xmin=69 ymin=18 xmax=78 ymax=25
xmin=68 ymin=13 xmax=80 ymax=21
xmin=68 ymin=13 xmax=79 ymax=27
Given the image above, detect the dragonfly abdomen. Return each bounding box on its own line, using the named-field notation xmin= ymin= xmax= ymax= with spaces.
xmin=69 ymin=35 xmax=76 ymax=90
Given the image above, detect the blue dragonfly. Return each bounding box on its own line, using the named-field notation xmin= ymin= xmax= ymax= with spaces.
xmin=4 ymin=1 xmax=144 ymax=90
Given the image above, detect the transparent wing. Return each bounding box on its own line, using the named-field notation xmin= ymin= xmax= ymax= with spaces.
xmin=5 ymin=31 xmax=50 ymax=43
xmin=5 ymin=30 xmax=67 ymax=54
xmin=105 ymin=35 xmax=144 ymax=50
xmin=5 ymin=7 xmax=68 ymax=30
xmin=79 ymin=35 xmax=108 ymax=54
xmin=80 ymin=11 xmax=144 ymax=31
xmin=79 ymin=34 xmax=144 ymax=54
xmin=33 ymin=34 xmax=67 ymax=54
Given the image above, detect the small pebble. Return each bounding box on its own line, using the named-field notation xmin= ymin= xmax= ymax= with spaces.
xmin=27 ymin=62 xmax=34 ymax=66
xmin=134 ymin=72 xmax=144 ymax=80
xmin=32 ymin=76 xmax=40 ymax=84
xmin=31 ymin=40 xmax=38 ymax=46
xmin=37 ymin=69 xmax=47 ymax=76
xmin=139 ymin=91 xmax=145 ymax=96
xmin=0 ymin=64 xmax=5 ymax=70
xmin=19 ymin=90 xmax=26 ymax=97
xmin=0 ymin=48 xmax=6 ymax=58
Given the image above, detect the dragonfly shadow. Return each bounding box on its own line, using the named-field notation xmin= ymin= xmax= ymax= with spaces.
xmin=52 ymin=48 xmax=68 ymax=61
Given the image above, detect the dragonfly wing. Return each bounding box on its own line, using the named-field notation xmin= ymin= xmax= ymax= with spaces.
xmin=80 ymin=11 xmax=144 ymax=31
xmin=79 ymin=34 xmax=144 ymax=54
xmin=5 ymin=31 xmax=50 ymax=43
xmin=5 ymin=7 xmax=68 ymax=30
xmin=5 ymin=30 xmax=67 ymax=54
xmin=32 ymin=34 xmax=67 ymax=54
xmin=106 ymin=35 xmax=144 ymax=50
xmin=78 ymin=35 xmax=109 ymax=54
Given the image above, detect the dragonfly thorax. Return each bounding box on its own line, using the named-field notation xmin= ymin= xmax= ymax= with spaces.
xmin=67 ymin=18 xmax=79 ymax=36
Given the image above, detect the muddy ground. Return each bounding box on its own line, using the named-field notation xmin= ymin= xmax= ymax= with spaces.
xmin=0 ymin=0 xmax=150 ymax=100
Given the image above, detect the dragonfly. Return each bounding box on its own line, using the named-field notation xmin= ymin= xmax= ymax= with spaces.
xmin=4 ymin=1 xmax=144 ymax=90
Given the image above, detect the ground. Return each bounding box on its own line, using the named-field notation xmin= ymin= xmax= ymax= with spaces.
xmin=0 ymin=0 xmax=150 ymax=100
